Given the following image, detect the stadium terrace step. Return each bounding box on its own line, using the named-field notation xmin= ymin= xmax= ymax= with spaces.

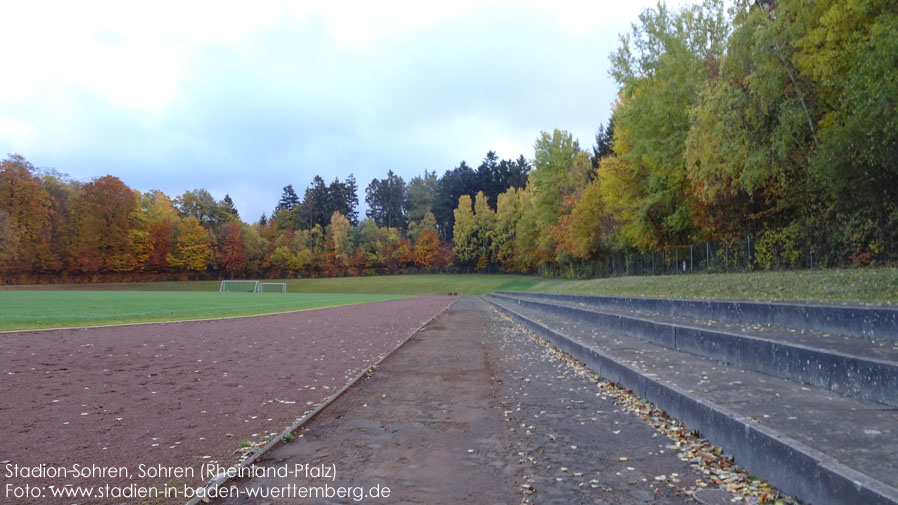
xmin=489 ymin=292 xmax=898 ymax=408
xmin=499 ymin=293 xmax=898 ymax=361
xmin=495 ymin=291 xmax=898 ymax=340
xmin=485 ymin=295 xmax=898 ymax=505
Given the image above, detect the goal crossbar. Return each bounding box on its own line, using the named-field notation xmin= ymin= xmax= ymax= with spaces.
xmin=220 ymin=280 xmax=260 ymax=293
xmin=256 ymin=282 xmax=287 ymax=294
xmin=220 ymin=280 xmax=287 ymax=293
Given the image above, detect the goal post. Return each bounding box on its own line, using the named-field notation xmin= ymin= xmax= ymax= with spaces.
xmin=257 ymin=282 xmax=287 ymax=294
xmin=219 ymin=280 xmax=287 ymax=293
xmin=219 ymin=280 xmax=260 ymax=293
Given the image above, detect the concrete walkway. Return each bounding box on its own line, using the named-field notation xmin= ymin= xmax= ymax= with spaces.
xmin=214 ymin=297 xmax=701 ymax=505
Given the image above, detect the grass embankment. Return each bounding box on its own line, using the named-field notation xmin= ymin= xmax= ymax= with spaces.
xmin=546 ymin=268 xmax=898 ymax=305
xmin=0 ymin=292 xmax=407 ymax=331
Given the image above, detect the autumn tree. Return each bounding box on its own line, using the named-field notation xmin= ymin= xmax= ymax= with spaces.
xmin=408 ymin=211 xmax=437 ymax=241
xmin=527 ymin=131 xmax=591 ymax=261
xmin=219 ymin=222 xmax=247 ymax=276
xmin=356 ymin=219 xmax=386 ymax=269
xmin=610 ymin=0 xmax=729 ymax=249
xmin=569 ymin=171 xmax=608 ymax=259
xmin=167 ymin=217 xmax=215 ymax=273
xmin=242 ymin=224 xmax=269 ymax=276
xmin=327 ymin=211 xmax=353 ymax=271
xmin=175 ymin=189 xmax=231 ymax=230
xmin=413 ymin=230 xmax=441 ymax=269
xmin=493 ymin=187 xmax=529 ymax=271
xmin=68 ymin=175 xmax=141 ymax=274
xmin=141 ymin=191 xmax=179 ymax=273
xmin=452 ymin=195 xmax=477 ymax=267
xmin=795 ymin=0 xmax=898 ymax=256
xmin=0 ymin=155 xmax=54 ymax=276
xmin=287 ymin=229 xmax=314 ymax=275
xmin=472 ymin=191 xmax=496 ymax=270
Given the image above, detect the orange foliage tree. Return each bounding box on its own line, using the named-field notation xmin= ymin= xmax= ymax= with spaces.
xmin=413 ymin=230 xmax=440 ymax=269
xmin=0 ymin=155 xmax=55 ymax=276
xmin=219 ymin=222 xmax=247 ymax=277
xmin=67 ymin=175 xmax=140 ymax=274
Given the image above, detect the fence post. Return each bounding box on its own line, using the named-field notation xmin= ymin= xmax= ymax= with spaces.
xmin=747 ymin=234 xmax=752 ymax=270
xmin=690 ymin=245 xmax=694 ymax=273
xmin=706 ymin=242 xmax=710 ymax=271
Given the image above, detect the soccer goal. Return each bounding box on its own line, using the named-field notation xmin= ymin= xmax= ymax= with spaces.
xmin=219 ymin=280 xmax=260 ymax=293
xmin=257 ymin=282 xmax=287 ymax=294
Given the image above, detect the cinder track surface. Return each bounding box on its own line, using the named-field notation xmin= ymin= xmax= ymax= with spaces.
xmin=0 ymin=295 xmax=453 ymax=504
xmin=216 ymin=297 xmax=698 ymax=505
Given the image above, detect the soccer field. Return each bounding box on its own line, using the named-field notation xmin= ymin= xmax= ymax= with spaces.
xmin=0 ymin=291 xmax=407 ymax=331
xmin=0 ymin=274 xmax=565 ymax=296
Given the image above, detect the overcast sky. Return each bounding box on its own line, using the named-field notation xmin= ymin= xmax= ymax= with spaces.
xmin=0 ymin=0 xmax=691 ymax=221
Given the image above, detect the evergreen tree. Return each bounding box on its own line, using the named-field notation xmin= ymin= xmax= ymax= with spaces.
xmin=433 ymin=161 xmax=478 ymax=239
xmin=406 ymin=170 xmax=439 ymax=224
xmin=273 ymin=184 xmax=300 ymax=216
xmin=365 ymin=170 xmax=407 ymax=229
xmin=592 ymin=120 xmax=614 ymax=168
xmin=221 ymin=194 xmax=239 ymax=219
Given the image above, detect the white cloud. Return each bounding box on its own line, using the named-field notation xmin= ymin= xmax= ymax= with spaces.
xmin=0 ymin=118 xmax=37 ymax=150
xmin=1 ymin=0 xmax=695 ymax=220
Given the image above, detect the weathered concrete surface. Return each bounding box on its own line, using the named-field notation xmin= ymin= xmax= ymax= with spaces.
xmin=214 ymin=297 xmax=699 ymax=505
xmin=499 ymin=293 xmax=898 ymax=362
xmin=488 ymin=296 xmax=898 ymax=505
xmin=497 ymin=291 xmax=898 ymax=340
xmin=490 ymin=293 xmax=898 ymax=407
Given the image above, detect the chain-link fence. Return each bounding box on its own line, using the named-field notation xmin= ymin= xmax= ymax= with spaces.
xmin=538 ymin=230 xmax=898 ymax=279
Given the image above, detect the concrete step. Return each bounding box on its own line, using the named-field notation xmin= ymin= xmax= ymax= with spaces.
xmin=485 ymin=295 xmax=898 ymax=505
xmin=490 ymin=292 xmax=898 ymax=408
xmin=495 ymin=291 xmax=898 ymax=340
xmin=501 ymin=292 xmax=898 ymax=363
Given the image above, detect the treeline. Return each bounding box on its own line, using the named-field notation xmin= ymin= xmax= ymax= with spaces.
xmin=450 ymin=0 xmax=898 ymax=275
xmin=0 ymin=149 xmax=529 ymax=282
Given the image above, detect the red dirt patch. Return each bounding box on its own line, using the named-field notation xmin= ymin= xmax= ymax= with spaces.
xmin=0 ymin=295 xmax=453 ymax=504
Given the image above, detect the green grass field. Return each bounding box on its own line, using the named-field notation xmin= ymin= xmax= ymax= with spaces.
xmin=0 ymin=274 xmax=563 ymax=331
xmin=0 ymin=274 xmax=565 ymax=296
xmin=0 ymin=291 xmax=407 ymax=331
xmin=281 ymin=274 xmax=566 ymax=295
xmin=545 ymin=268 xmax=898 ymax=305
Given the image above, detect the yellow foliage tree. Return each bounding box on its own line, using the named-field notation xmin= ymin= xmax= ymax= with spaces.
xmin=167 ymin=217 xmax=214 ymax=272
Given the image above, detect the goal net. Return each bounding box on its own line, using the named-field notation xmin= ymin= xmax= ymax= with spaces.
xmin=257 ymin=282 xmax=287 ymax=294
xmin=219 ymin=280 xmax=260 ymax=293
